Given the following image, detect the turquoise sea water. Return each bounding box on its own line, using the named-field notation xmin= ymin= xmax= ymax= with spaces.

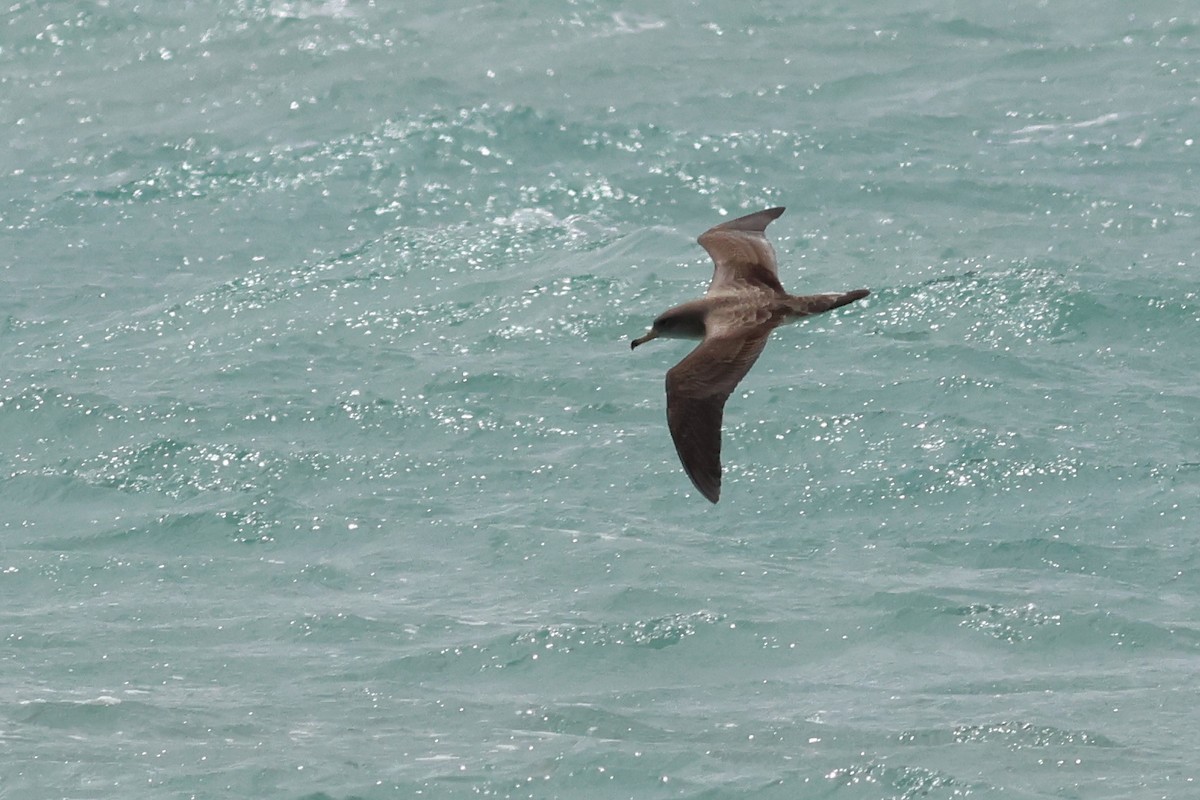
xmin=4 ymin=1 xmax=1200 ymax=797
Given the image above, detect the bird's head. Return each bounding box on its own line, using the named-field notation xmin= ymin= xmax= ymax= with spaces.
xmin=630 ymin=307 xmax=706 ymax=349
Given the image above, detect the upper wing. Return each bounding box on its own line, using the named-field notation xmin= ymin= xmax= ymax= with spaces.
xmin=697 ymin=207 xmax=786 ymax=296
xmin=665 ymin=328 xmax=773 ymax=503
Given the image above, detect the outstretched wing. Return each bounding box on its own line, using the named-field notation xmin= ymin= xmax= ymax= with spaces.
xmin=665 ymin=328 xmax=773 ymax=503
xmin=697 ymin=207 xmax=787 ymax=296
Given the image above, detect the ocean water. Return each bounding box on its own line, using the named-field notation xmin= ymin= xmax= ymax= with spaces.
xmin=3 ymin=1 xmax=1200 ymax=797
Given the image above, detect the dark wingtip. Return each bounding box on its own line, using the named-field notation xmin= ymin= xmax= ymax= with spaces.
xmin=691 ymin=475 xmax=721 ymax=503
xmin=679 ymin=463 xmax=721 ymax=503
xmin=710 ymin=206 xmax=786 ymax=234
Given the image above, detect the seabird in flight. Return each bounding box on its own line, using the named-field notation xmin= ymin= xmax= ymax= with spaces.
xmin=631 ymin=207 xmax=869 ymax=503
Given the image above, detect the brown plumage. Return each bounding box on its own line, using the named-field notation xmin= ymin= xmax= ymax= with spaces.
xmin=631 ymin=207 xmax=869 ymax=503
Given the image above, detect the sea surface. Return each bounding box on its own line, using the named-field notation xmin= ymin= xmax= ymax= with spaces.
xmin=3 ymin=1 xmax=1200 ymax=798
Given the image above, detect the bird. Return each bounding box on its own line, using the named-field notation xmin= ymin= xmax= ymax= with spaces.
xmin=630 ymin=207 xmax=869 ymax=503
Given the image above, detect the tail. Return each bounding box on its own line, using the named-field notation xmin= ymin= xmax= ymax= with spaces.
xmin=787 ymin=288 xmax=870 ymax=317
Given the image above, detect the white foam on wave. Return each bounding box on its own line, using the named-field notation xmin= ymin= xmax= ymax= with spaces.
xmin=1012 ymin=112 xmax=1121 ymax=136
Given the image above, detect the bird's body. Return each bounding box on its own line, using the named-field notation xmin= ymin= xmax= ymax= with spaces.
xmin=631 ymin=207 xmax=869 ymax=503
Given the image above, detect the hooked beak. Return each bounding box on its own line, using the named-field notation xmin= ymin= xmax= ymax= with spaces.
xmin=630 ymin=330 xmax=658 ymax=350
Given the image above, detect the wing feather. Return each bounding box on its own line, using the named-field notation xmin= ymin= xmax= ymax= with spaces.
xmin=697 ymin=207 xmax=786 ymax=296
xmin=665 ymin=329 xmax=773 ymax=503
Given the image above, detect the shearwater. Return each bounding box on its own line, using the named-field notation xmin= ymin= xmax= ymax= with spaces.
xmin=631 ymin=207 xmax=869 ymax=503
